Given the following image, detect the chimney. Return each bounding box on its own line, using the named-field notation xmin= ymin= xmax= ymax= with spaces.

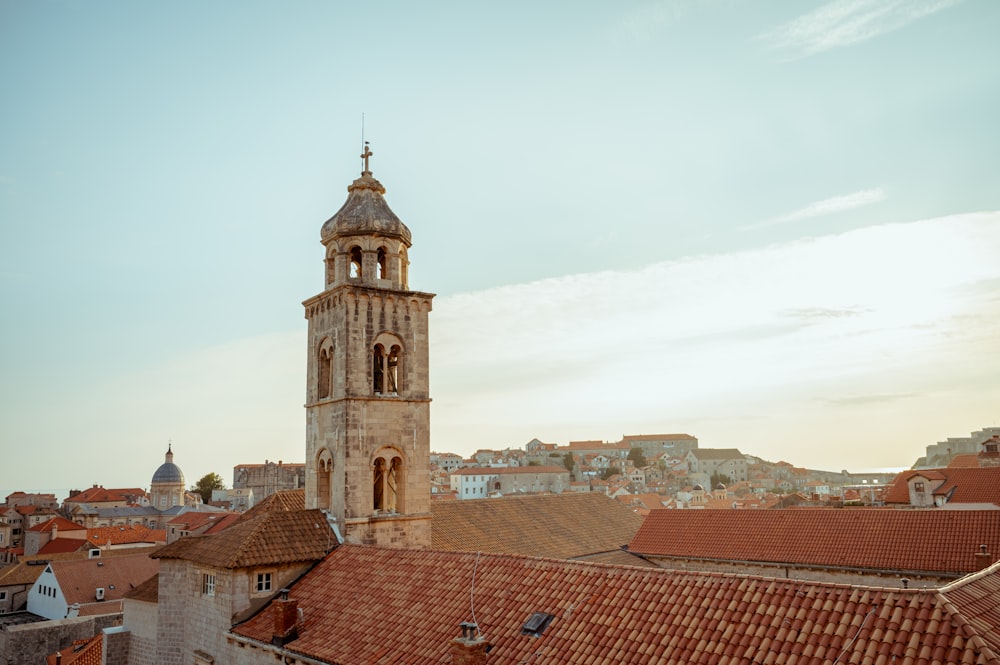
xmin=51 ymin=522 xmax=58 ymax=540
xmin=449 ymin=622 xmax=491 ymax=665
xmin=975 ymin=544 xmax=993 ymax=571
xmin=271 ymin=589 xmax=299 ymax=647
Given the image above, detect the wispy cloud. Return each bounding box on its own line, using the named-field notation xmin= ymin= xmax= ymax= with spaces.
xmin=759 ymin=0 xmax=963 ymax=57
xmin=742 ymin=187 xmax=886 ymax=230
xmin=430 ymin=212 xmax=1000 ymax=462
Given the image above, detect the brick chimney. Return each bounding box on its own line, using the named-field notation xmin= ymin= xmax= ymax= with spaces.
xmin=975 ymin=544 xmax=993 ymax=571
xmin=449 ymin=622 xmax=491 ymax=665
xmin=271 ymin=589 xmax=299 ymax=647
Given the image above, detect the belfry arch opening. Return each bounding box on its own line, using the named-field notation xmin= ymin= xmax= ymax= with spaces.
xmin=317 ymin=338 xmax=333 ymax=400
xmin=376 ymin=247 xmax=387 ymax=280
xmin=372 ymin=336 xmax=404 ymax=395
xmin=349 ymin=246 xmax=363 ymax=279
xmin=316 ymin=449 xmax=333 ymax=511
xmin=372 ymin=450 xmax=403 ymax=514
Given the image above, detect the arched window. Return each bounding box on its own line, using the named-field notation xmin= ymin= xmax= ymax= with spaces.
xmin=372 ymin=344 xmax=385 ymax=394
xmin=373 ymin=450 xmax=403 ymax=513
xmin=376 ymin=247 xmax=387 ymax=280
xmin=317 ymin=338 xmax=333 ymax=400
xmin=316 ymin=449 xmax=333 ymax=511
xmin=386 ymin=345 xmax=400 ymax=393
xmin=372 ymin=334 xmax=404 ymax=396
xmin=349 ymin=246 xmax=363 ymax=279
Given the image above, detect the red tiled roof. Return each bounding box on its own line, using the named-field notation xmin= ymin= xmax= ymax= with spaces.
xmin=87 ymin=525 xmax=166 ymax=546
xmin=27 ymin=516 xmax=84 ymax=533
xmin=152 ymin=508 xmax=333 ymax=568
xmin=628 ymin=509 xmax=1000 ymax=575
xmin=65 ymin=487 xmax=130 ymax=504
xmin=49 ymin=553 xmax=158 ymax=606
xmin=884 ymin=467 xmax=1000 ymax=505
xmin=38 ymin=538 xmax=91 ymax=555
xmin=431 ymin=493 xmax=643 ymax=560
xmin=240 ymin=489 xmax=305 ymax=518
xmin=46 ymin=633 xmax=102 ymax=665
xmin=231 ymin=545 xmax=1000 ymax=664
xmin=123 ymin=573 xmax=158 ymax=603
xmin=950 ymin=454 xmax=982 ymax=468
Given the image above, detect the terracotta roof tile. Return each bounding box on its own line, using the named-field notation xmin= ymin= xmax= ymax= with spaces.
xmin=231 ymin=545 xmax=1000 ymax=665
xmin=27 ymin=516 xmax=84 ymax=533
xmin=241 ymin=489 xmax=305 ymax=518
xmin=627 ymin=510 xmax=1000 ymax=575
xmin=431 ymin=493 xmax=644 ymax=560
xmin=46 ymin=633 xmax=102 ymax=665
xmin=152 ymin=508 xmax=333 ymax=568
xmin=86 ymin=525 xmax=166 ymax=546
xmin=0 ymin=546 xmax=159 ymax=587
xmin=884 ymin=468 xmax=1000 ymax=505
xmin=123 ymin=573 xmax=158 ymax=603
xmin=48 ymin=553 xmax=158 ymax=606
xmin=38 ymin=538 xmax=91 ymax=555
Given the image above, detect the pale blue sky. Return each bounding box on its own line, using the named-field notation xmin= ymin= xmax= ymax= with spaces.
xmin=1 ymin=1 xmax=998 ymax=499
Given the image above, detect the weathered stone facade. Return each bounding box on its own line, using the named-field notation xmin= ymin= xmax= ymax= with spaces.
xmin=303 ymin=158 xmax=434 ymax=548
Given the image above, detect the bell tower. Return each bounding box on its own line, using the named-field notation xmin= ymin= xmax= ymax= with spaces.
xmin=303 ymin=145 xmax=434 ymax=548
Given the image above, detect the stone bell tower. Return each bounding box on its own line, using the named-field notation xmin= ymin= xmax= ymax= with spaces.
xmin=303 ymin=144 xmax=434 ymax=548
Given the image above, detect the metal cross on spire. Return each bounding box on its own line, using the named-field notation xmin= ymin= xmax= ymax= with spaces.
xmin=361 ymin=141 xmax=373 ymax=174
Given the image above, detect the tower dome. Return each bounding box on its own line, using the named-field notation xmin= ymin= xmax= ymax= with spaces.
xmin=320 ymin=144 xmax=411 ymax=245
xmin=152 ymin=445 xmax=185 ymax=485
xmin=150 ymin=444 xmax=187 ymax=509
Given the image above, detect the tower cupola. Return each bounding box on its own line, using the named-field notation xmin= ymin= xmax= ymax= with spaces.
xmin=320 ymin=143 xmax=411 ymax=290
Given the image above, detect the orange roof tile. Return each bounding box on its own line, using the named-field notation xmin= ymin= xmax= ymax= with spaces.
xmin=152 ymin=508 xmax=333 ymax=568
xmin=231 ymin=545 xmax=1000 ymax=665
xmin=628 ymin=509 xmax=1000 ymax=575
xmin=884 ymin=467 xmax=1000 ymax=505
xmin=949 ymin=454 xmax=982 ymax=468
xmin=87 ymin=525 xmax=166 ymax=546
xmin=38 ymin=538 xmax=91 ymax=555
xmin=46 ymin=633 xmax=102 ymax=665
xmin=431 ymin=493 xmax=644 ymax=560
xmin=123 ymin=573 xmax=158 ymax=603
xmin=48 ymin=553 xmax=158 ymax=606
xmin=27 ymin=516 xmax=84 ymax=533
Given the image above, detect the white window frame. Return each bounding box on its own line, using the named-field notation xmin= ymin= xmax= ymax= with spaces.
xmin=256 ymin=572 xmax=272 ymax=593
xmin=202 ymin=573 xmax=216 ymax=597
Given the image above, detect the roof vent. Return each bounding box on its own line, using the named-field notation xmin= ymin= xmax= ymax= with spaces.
xmin=96 ymin=587 xmax=105 ymax=601
xmin=521 ymin=612 xmax=555 ymax=637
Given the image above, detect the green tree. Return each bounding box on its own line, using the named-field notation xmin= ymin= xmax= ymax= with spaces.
xmin=710 ymin=472 xmax=733 ymax=488
xmin=563 ymin=452 xmax=575 ymax=473
xmin=628 ymin=447 xmax=647 ymax=468
xmin=193 ymin=472 xmax=226 ymax=503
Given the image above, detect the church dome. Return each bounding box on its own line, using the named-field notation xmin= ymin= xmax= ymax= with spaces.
xmin=320 ymin=148 xmax=411 ymax=246
xmin=152 ymin=445 xmax=185 ymax=485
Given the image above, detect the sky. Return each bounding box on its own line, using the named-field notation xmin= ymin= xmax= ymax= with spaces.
xmin=1 ymin=0 xmax=998 ymax=501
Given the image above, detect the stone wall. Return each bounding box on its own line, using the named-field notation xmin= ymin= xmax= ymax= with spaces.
xmin=0 ymin=614 xmax=118 ymax=665
xmin=122 ymin=598 xmax=158 ymax=665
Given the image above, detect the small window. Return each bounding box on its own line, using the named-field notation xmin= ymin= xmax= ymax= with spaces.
xmin=0 ymin=591 xmax=7 ymax=600
xmin=256 ymin=572 xmax=272 ymax=593
xmin=202 ymin=573 xmax=216 ymax=597
xmin=914 ymin=482 xmax=925 ymax=493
